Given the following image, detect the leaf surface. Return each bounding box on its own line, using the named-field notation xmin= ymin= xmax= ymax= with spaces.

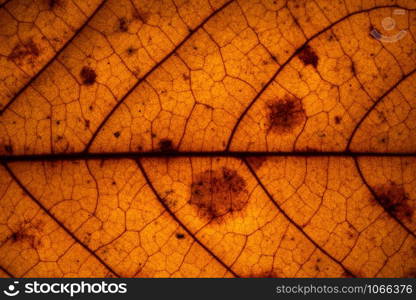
xmin=0 ymin=0 xmax=415 ymax=278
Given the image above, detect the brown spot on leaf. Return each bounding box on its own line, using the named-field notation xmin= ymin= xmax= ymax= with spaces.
xmin=47 ymin=0 xmax=63 ymax=9
xmin=118 ymin=17 xmax=129 ymax=32
xmin=351 ymin=62 xmax=356 ymax=75
xmin=126 ymin=47 xmax=137 ymax=55
xmin=266 ymin=96 xmax=306 ymax=134
xmin=113 ymin=131 xmax=120 ymax=138
xmin=80 ymin=66 xmax=97 ymax=85
xmin=8 ymin=226 xmax=40 ymax=249
xmin=373 ymin=181 xmax=413 ymax=221
xmin=158 ymin=139 xmax=174 ymax=152
xmin=190 ymin=167 xmax=248 ymax=223
xmin=175 ymin=233 xmax=185 ymax=239
xmin=82 ymin=232 xmax=92 ymax=244
xmin=298 ymin=45 xmax=319 ymax=68
xmin=8 ymin=40 xmax=40 ymax=66
xmin=334 ymin=116 xmax=342 ymax=124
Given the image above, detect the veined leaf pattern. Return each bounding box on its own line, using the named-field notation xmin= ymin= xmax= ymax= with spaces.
xmin=0 ymin=0 xmax=415 ymax=278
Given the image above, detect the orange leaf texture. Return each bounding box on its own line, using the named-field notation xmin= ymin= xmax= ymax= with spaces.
xmin=0 ymin=0 xmax=416 ymax=278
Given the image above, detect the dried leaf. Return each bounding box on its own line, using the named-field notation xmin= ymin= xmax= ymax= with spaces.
xmin=0 ymin=0 xmax=415 ymax=278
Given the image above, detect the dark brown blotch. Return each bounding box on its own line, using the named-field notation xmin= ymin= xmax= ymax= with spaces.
xmin=158 ymin=139 xmax=175 ymax=152
xmin=8 ymin=225 xmax=41 ymax=249
xmin=118 ymin=17 xmax=129 ymax=32
xmin=351 ymin=62 xmax=356 ymax=76
xmin=373 ymin=181 xmax=413 ymax=221
xmin=334 ymin=116 xmax=342 ymax=124
xmin=298 ymin=45 xmax=319 ymax=68
xmin=47 ymin=0 xmax=63 ymax=9
xmin=9 ymin=231 xmax=22 ymax=243
xmin=175 ymin=233 xmax=185 ymax=239
xmin=8 ymin=40 xmax=40 ymax=66
xmin=82 ymin=232 xmax=92 ymax=244
xmin=379 ymin=136 xmax=387 ymax=144
xmin=80 ymin=66 xmax=97 ymax=85
xmin=189 ymin=167 xmax=248 ymax=223
xmin=126 ymin=46 xmax=137 ymax=55
xmin=266 ymin=96 xmax=306 ymax=134
xmin=113 ymin=131 xmax=120 ymax=138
